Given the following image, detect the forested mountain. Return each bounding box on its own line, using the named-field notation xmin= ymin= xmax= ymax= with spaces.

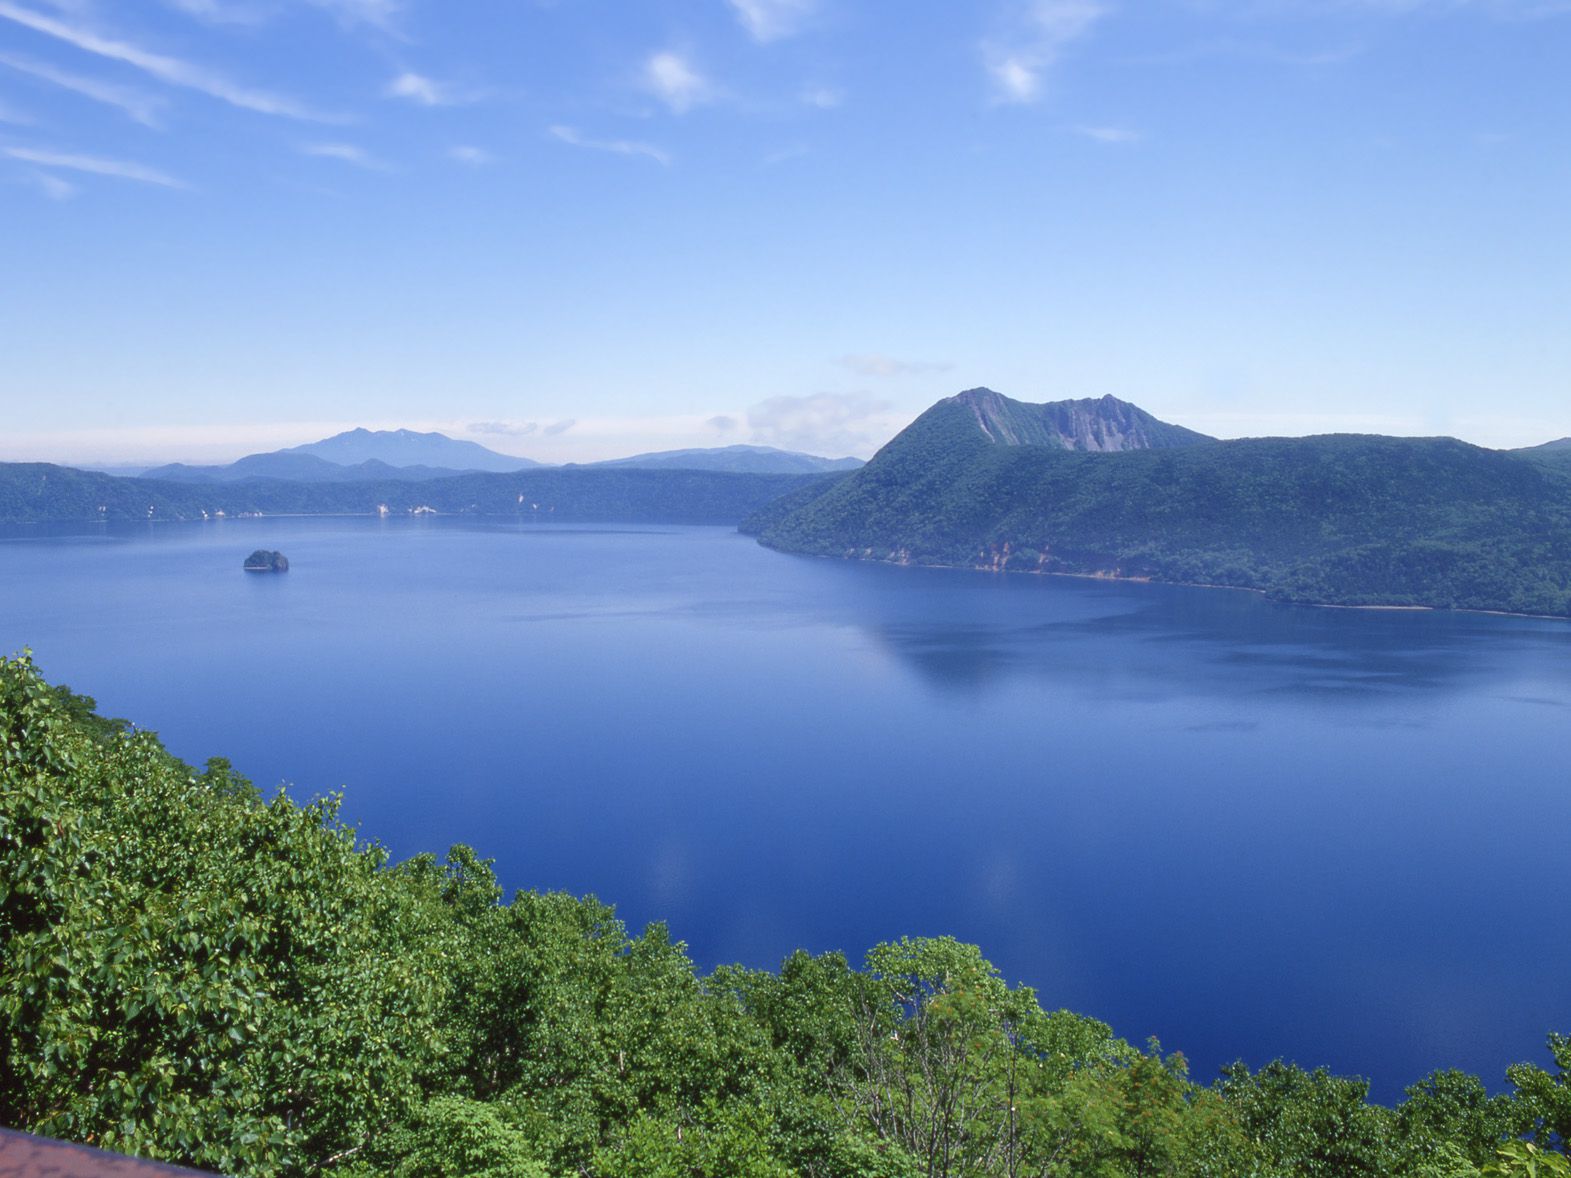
xmin=749 ymin=390 xmax=1571 ymax=618
xmin=0 ymin=463 xmax=825 ymax=525
xmin=584 ymin=444 xmax=863 ymax=474
xmin=3 ymin=654 xmax=1569 ymax=1176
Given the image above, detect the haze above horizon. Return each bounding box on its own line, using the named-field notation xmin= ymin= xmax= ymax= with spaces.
xmin=3 ymin=0 xmax=1569 ymax=464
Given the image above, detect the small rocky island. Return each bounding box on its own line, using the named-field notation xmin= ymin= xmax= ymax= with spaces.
xmin=243 ymin=549 xmax=289 ymax=573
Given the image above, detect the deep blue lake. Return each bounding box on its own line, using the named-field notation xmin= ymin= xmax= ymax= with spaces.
xmin=3 ymin=516 xmax=1567 ymax=1099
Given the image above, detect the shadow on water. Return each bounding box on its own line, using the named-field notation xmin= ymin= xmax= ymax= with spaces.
xmin=830 ymin=562 xmax=1571 ymax=705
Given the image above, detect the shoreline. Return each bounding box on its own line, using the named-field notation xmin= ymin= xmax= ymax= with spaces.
xmin=760 ymin=542 xmax=1571 ymax=624
xmin=9 ymin=512 xmax=1568 ymax=624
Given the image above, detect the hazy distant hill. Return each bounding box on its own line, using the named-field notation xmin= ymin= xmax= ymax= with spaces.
xmin=141 ymin=428 xmax=539 ymax=483
xmin=142 ymin=453 xmax=497 ymax=484
xmin=140 ymin=433 xmax=861 ymax=481
xmin=587 ymin=444 xmax=863 ymax=475
xmin=285 ymin=427 xmax=539 ymax=472
xmin=748 ymin=388 xmax=1571 ymax=617
xmin=0 ymin=462 xmax=825 ymax=526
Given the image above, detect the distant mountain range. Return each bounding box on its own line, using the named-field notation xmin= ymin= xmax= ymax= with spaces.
xmin=9 ymin=395 xmax=1571 ymax=616
xmin=747 ymin=387 xmax=1571 ymax=618
xmin=584 ymin=445 xmax=863 ymax=475
xmin=137 ymin=429 xmax=860 ymax=482
xmin=287 ymin=427 xmax=541 ymax=471
xmin=140 ymin=428 xmax=541 ymax=483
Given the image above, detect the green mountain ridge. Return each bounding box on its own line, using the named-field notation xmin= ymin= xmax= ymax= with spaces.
xmin=749 ymin=390 xmax=1571 ymax=617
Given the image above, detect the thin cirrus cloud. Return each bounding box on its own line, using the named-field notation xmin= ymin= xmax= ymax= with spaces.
xmin=838 ymin=354 xmax=954 ymax=378
xmin=642 ymin=51 xmax=711 ymax=113
xmin=982 ymin=0 xmax=1108 ymax=104
xmin=299 ymin=142 xmax=388 ymax=169
xmin=0 ymin=0 xmax=330 ymax=119
xmin=727 ymin=0 xmax=817 ymax=42
xmin=1074 ymin=124 xmax=1140 ymax=143
xmin=799 ymin=84 xmax=842 ymax=108
xmin=165 ymin=0 xmax=407 ymax=33
xmin=160 ymin=0 xmax=268 ymax=25
xmin=464 ymin=418 xmax=577 ymax=440
xmin=0 ymin=50 xmax=165 ymax=126
xmin=549 ymin=124 xmax=671 ymax=165
xmin=448 ymin=145 xmax=495 ymax=165
xmin=469 ymin=421 xmax=537 ymax=437
xmin=29 ymin=169 xmax=77 ymax=198
xmin=4 ymin=144 xmax=185 ymax=188
xmin=384 ymin=71 xmax=475 ymax=107
xmin=305 ymin=0 xmax=407 ymax=34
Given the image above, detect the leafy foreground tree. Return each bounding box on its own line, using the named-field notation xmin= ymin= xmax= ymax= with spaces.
xmin=2 ymin=652 xmax=1568 ymax=1176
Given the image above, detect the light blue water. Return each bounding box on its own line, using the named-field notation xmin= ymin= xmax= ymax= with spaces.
xmin=3 ymin=516 xmax=1568 ymax=1098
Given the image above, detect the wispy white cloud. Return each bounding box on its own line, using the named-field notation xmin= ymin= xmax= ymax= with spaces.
xmin=25 ymin=168 xmax=77 ymax=198
xmin=642 ymin=50 xmax=711 ymax=113
xmin=300 ymin=141 xmax=388 ymax=169
xmin=0 ymin=49 xmax=165 ymax=125
xmin=385 ymin=70 xmax=476 ymax=106
xmin=0 ymin=0 xmax=329 ymax=118
xmin=838 ymin=354 xmax=954 ymax=378
xmin=448 ymin=144 xmax=495 ymax=165
xmin=727 ymin=0 xmax=817 ymax=42
xmin=800 ymin=83 xmax=842 ymax=108
xmin=1074 ymin=123 xmax=1140 ymax=142
xmin=761 ymin=143 xmax=810 ymax=166
xmin=5 ymin=144 xmax=185 ymax=187
xmin=748 ymin=391 xmax=895 ymax=454
xmin=164 ymin=0 xmax=408 ymax=32
xmin=549 ymin=124 xmax=670 ymax=165
xmin=982 ymin=0 xmax=1108 ymax=104
xmin=160 ymin=0 xmax=269 ymax=25
xmin=469 ymin=420 xmax=537 ymax=437
xmin=305 ymin=0 xmax=406 ymax=34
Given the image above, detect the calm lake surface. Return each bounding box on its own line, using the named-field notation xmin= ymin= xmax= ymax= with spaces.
xmin=3 ymin=516 xmax=1567 ymax=1098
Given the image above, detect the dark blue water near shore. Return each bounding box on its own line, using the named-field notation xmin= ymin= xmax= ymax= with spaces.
xmin=3 ymin=516 xmax=1568 ymax=1098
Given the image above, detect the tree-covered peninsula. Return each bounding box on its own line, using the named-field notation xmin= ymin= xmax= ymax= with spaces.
xmin=2 ymin=652 xmax=1568 ymax=1176
xmin=747 ymin=389 xmax=1571 ymax=618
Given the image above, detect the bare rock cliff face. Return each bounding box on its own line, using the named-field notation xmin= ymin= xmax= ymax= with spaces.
xmin=949 ymin=388 xmax=1213 ymax=451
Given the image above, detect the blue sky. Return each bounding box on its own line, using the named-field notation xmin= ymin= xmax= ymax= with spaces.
xmin=2 ymin=0 xmax=1569 ymax=464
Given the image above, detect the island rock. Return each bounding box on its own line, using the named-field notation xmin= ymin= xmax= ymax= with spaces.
xmin=243 ymin=549 xmax=289 ymax=573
